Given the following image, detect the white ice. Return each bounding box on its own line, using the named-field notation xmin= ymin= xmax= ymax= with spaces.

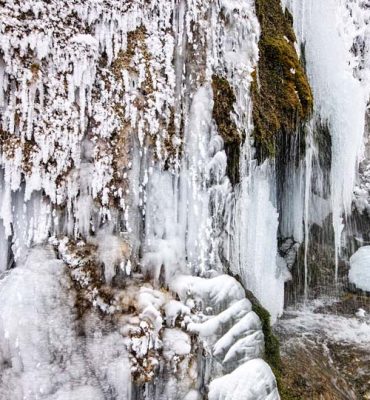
xmin=208 ymin=359 xmax=280 ymax=400
xmin=349 ymin=246 xmax=370 ymax=292
xmin=0 ymin=248 xmax=132 ymax=400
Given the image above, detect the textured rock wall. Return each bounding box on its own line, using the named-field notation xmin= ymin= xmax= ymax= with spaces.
xmin=0 ymin=0 xmax=283 ymax=398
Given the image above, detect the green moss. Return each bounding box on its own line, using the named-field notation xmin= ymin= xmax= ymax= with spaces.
xmin=212 ymin=75 xmax=239 ymax=143
xmin=244 ymin=289 xmax=301 ymax=400
xmin=245 ymin=290 xmax=281 ymax=369
xmin=252 ymin=0 xmax=313 ymax=161
xmin=212 ymin=75 xmax=243 ymax=185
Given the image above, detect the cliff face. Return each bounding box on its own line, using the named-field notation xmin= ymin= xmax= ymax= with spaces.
xmin=0 ymin=0 xmax=369 ymax=399
xmin=0 ymin=1 xmax=280 ymax=398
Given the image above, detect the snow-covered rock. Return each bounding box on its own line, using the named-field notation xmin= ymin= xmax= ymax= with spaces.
xmin=349 ymin=246 xmax=370 ymax=292
xmin=209 ymin=359 xmax=279 ymax=400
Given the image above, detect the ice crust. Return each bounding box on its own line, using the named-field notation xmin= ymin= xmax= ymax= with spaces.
xmin=1 ymin=0 xmax=369 ymax=397
xmin=0 ymin=0 xmax=287 ymax=322
xmin=0 ymin=248 xmax=131 ymax=400
xmin=0 ymin=0 xmax=283 ymax=394
xmin=209 ymin=359 xmax=279 ymax=400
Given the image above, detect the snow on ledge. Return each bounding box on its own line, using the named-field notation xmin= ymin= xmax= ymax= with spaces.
xmin=208 ymin=359 xmax=280 ymax=400
xmin=349 ymin=246 xmax=370 ymax=292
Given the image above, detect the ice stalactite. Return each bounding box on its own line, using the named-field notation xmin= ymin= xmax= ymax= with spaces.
xmin=302 ymin=123 xmax=314 ymax=300
xmin=209 ymin=0 xmax=289 ymax=322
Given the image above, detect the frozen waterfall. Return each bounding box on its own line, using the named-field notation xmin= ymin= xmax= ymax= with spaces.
xmin=0 ymin=0 xmax=370 ymax=398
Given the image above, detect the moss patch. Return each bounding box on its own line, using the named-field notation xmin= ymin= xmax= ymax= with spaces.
xmin=244 ymin=289 xmax=280 ymax=368
xmin=212 ymin=75 xmax=243 ymax=185
xmin=252 ymin=0 xmax=313 ymax=161
xmin=244 ymin=289 xmax=300 ymax=399
xmin=277 ymin=332 xmax=366 ymax=399
xmin=218 ymin=266 xmax=299 ymax=399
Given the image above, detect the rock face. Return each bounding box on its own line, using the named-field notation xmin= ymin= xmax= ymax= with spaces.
xmin=0 ymin=0 xmax=283 ymax=398
xmin=276 ymin=295 xmax=370 ymax=400
xmin=279 ymin=0 xmax=370 ymax=300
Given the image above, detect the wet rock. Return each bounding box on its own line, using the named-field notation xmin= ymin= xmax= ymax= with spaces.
xmin=276 ymin=297 xmax=370 ymax=399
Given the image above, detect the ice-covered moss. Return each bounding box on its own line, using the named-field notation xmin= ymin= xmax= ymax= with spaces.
xmin=244 ymin=289 xmax=280 ymax=369
xmin=212 ymin=74 xmax=243 ymax=185
xmin=112 ymin=26 xmax=153 ymax=93
xmin=244 ymin=288 xmax=299 ymax=400
xmin=252 ymin=0 xmax=313 ymax=161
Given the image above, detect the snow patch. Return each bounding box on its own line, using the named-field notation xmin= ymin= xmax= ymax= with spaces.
xmin=349 ymin=246 xmax=370 ymax=292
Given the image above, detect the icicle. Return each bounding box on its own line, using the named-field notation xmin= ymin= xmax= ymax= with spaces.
xmin=286 ymin=0 xmax=370 ymax=284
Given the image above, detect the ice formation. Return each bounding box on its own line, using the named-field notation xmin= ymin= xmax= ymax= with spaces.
xmin=0 ymin=0 xmax=369 ymax=397
xmin=209 ymin=360 xmax=279 ymax=400
xmin=0 ymin=0 xmax=282 ymax=398
xmin=0 ymin=246 xmax=278 ymax=399
xmin=282 ymin=0 xmax=370 ymax=282
xmin=0 ymin=248 xmax=131 ymax=400
xmin=229 ymin=162 xmax=288 ymax=322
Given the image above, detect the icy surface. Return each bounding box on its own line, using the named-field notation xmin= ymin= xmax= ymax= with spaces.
xmin=2 ymin=0 xmax=368 ymax=395
xmin=170 ymin=272 xmax=278 ymax=399
xmin=209 ymin=359 xmax=279 ymax=400
xmin=0 ymin=246 xmax=278 ymax=399
xmin=229 ymin=162 xmax=288 ymax=322
xmin=0 ymin=248 xmax=130 ymax=400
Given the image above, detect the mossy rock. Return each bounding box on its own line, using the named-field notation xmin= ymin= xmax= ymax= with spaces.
xmin=244 ymin=289 xmax=300 ymax=399
xmin=252 ymin=0 xmax=313 ymax=161
xmin=244 ymin=289 xmax=280 ymax=369
xmin=220 ymin=267 xmax=299 ymax=399
xmin=212 ymin=75 xmax=243 ymax=185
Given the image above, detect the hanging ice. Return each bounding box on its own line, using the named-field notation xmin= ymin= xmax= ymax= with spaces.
xmin=283 ymin=0 xmax=370 ymax=279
